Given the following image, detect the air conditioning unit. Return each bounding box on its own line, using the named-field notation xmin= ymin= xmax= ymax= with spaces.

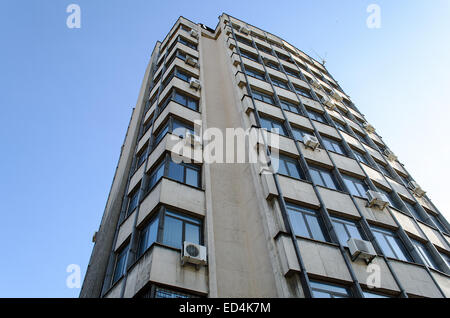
xmin=185 ymin=131 xmax=202 ymax=147
xmin=348 ymin=238 xmax=377 ymax=264
xmin=362 ymin=122 xmax=375 ymax=134
xmin=310 ymin=79 xmax=321 ymax=89
xmin=181 ymin=241 xmax=207 ymax=267
xmin=366 ymin=190 xmax=390 ymax=210
xmin=383 ymin=148 xmax=397 ymax=161
xmin=304 ymin=134 xmax=320 ymax=150
xmin=331 ymin=91 xmax=343 ymax=102
xmin=239 ymin=26 xmax=250 ymax=35
xmin=408 ymin=181 xmax=426 ymax=198
xmin=185 ymin=56 xmax=198 ymax=67
xmin=189 ymin=78 xmax=201 ymax=90
xmin=322 ymin=98 xmax=336 ymax=110
xmin=190 ymin=29 xmax=199 ymax=39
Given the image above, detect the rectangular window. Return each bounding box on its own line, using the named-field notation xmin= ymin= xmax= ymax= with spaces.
xmin=245 ymin=67 xmax=266 ymax=81
xmin=257 ymin=44 xmax=272 ymax=55
xmin=240 ymin=50 xmax=259 ymax=62
xmin=285 ymin=67 xmax=301 ymax=79
xmin=235 ymin=35 xmax=254 ymax=47
xmin=126 ymin=187 xmax=140 ymax=217
xmin=354 ymin=150 xmax=369 ymax=165
xmin=306 ymin=109 xmax=327 ymax=124
xmin=135 ymin=145 xmax=148 ymax=170
xmin=428 ymin=213 xmax=448 ymax=234
xmin=271 ymin=77 xmax=289 ymax=89
xmin=155 ymin=287 xmax=196 ymax=298
xmin=168 ymin=159 xmax=201 ymax=188
xmin=260 ymin=116 xmax=287 ymax=136
xmin=331 ymin=216 xmax=364 ymax=247
xmin=173 ymin=90 xmax=199 ymax=111
xmin=147 ymin=160 xmax=165 ymax=190
xmin=322 ymin=136 xmax=346 ymax=155
xmin=178 ymin=36 xmax=197 ymax=50
xmin=172 ymin=119 xmax=195 ymax=139
xmin=342 ymin=174 xmax=368 ymax=198
xmin=412 ymin=239 xmax=439 ymax=270
xmin=378 ymin=163 xmax=392 ymax=178
xmin=265 ymin=60 xmax=280 ymax=71
xmin=162 ymin=210 xmax=202 ymax=249
xmin=291 ymin=126 xmax=308 ymax=142
xmin=310 ymin=280 xmax=350 ymax=298
xmin=371 ymin=226 xmax=411 ymax=262
xmin=377 ymin=187 xmax=401 ymax=210
xmin=334 ymin=120 xmax=347 ymax=132
xmin=403 ymin=200 xmax=424 ymax=222
xmin=153 ymin=122 xmax=169 ymax=146
xmin=112 ymin=244 xmax=129 ymax=285
xmin=363 ymin=291 xmax=390 ymax=298
xmin=137 ymin=215 xmax=159 ymax=257
xmin=309 ymin=165 xmax=340 ymax=190
xmin=272 ymin=155 xmax=303 ymax=180
xmin=279 ymin=99 xmax=300 ymax=114
xmin=287 ymin=203 xmax=328 ymax=242
xmin=252 ymin=89 xmax=275 ymax=105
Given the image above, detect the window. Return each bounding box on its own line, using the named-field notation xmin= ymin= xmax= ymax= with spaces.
xmin=147 ymin=160 xmax=165 ymax=190
xmin=441 ymin=252 xmax=450 ymax=268
xmin=428 ymin=213 xmax=448 ymax=234
xmin=378 ymin=163 xmax=392 ymax=178
xmin=371 ymin=226 xmax=411 ymax=262
xmin=135 ymin=145 xmax=147 ymax=170
xmin=240 ymin=50 xmax=259 ymax=62
xmin=354 ymin=149 xmax=369 ymax=165
xmin=334 ymin=120 xmax=347 ymax=132
xmin=286 ymin=204 xmax=328 ymax=242
xmin=252 ymin=89 xmax=275 ymax=105
xmin=279 ymin=99 xmax=300 ymax=114
xmin=272 ymin=155 xmax=303 ymax=179
xmin=403 ymin=200 xmax=424 ymax=222
xmin=265 ymin=60 xmax=280 ymax=71
xmin=259 ymin=116 xmax=287 ymax=136
xmin=284 ymin=67 xmax=301 ymax=79
xmin=178 ymin=36 xmax=197 ymax=50
xmin=322 ymin=136 xmax=346 ymax=155
xmin=155 ymin=287 xmax=195 ymax=298
xmin=245 ymin=67 xmax=266 ymax=81
xmin=271 ymin=77 xmax=289 ymax=89
xmin=309 ymin=165 xmax=340 ymax=190
xmin=162 ymin=210 xmax=202 ymax=249
xmin=153 ymin=117 xmax=195 ymax=146
xmin=167 ymin=158 xmax=201 ymax=187
xmin=363 ymin=291 xmax=390 ymax=298
xmin=306 ymin=109 xmax=327 ymax=124
xmin=162 ymin=67 xmax=193 ymax=89
xmin=126 ymin=187 xmax=140 ymax=217
xmin=291 ymin=126 xmax=309 ymax=142
xmin=276 ymin=52 xmax=292 ymax=62
xmin=331 ymin=216 xmax=364 ymax=247
xmin=342 ymin=174 xmax=368 ymax=198
xmin=112 ymin=244 xmax=129 ymax=285
xmin=257 ymin=44 xmax=272 ymax=55
xmin=153 ymin=122 xmax=169 ymax=146
xmin=137 ymin=215 xmax=159 ymax=257
xmin=235 ymin=35 xmax=253 ymax=47
xmin=354 ymin=131 xmax=370 ymax=146
xmin=310 ymin=280 xmax=350 ymax=298
xmin=377 ymin=187 xmax=401 ymax=210
xmin=412 ymin=239 xmax=439 ymax=270
xmin=294 ymin=86 xmax=312 ymax=99
xmin=173 ymin=90 xmax=199 ymax=111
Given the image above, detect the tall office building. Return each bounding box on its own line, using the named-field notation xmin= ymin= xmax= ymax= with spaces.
xmin=80 ymin=14 xmax=450 ymax=298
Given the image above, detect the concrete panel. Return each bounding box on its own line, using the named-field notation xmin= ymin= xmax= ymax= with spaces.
xmin=127 ymin=163 xmax=145 ymax=195
xmin=341 ymin=132 xmax=365 ymax=153
xmin=124 ymin=245 xmax=208 ymax=297
xmin=153 ymin=101 xmax=201 ymax=134
xmin=115 ymin=210 xmax=135 ymax=251
xmin=275 ymin=86 xmax=298 ymax=102
xmin=299 ymin=142 xmax=332 ymax=167
xmin=299 ymin=96 xmax=322 ymax=112
xmin=297 ymin=238 xmax=352 ymax=282
xmin=361 ymin=164 xmax=390 ymax=189
xmin=419 ymin=223 xmax=449 ymax=251
xmin=259 ymin=131 xmax=298 ymax=157
xmin=391 ymin=209 xmax=425 ymax=240
xmin=390 ymin=260 xmax=442 ymax=298
xmin=354 ymin=197 xmax=397 ymax=228
xmin=278 ymin=176 xmax=320 ymax=207
xmin=387 ymin=177 xmax=414 ymax=201
xmin=431 ymin=271 xmax=450 ymax=298
xmin=318 ymin=187 xmax=360 ymax=218
xmin=314 ymin=121 xmax=340 ymax=140
xmin=104 ymin=280 xmax=124 ymax=298
xmin=364 ymin=144 xmax=386 ymax=164
xmin=330 ymin=152 xmax=364 ymax=177
xmin=286 ymin=112 xmax=314 ymax=131
xmin=247 ymin=75 xmax=273 ymax=93
xmin=350 ymin=255 xmax=400 ymax=292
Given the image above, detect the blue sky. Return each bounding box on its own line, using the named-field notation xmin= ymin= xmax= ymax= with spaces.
xmin=0 ymin=0 xmax=449 ymax=297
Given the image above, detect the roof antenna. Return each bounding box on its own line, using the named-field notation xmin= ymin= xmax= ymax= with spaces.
xmin=312 ymin=49 xmax=327 ymax=66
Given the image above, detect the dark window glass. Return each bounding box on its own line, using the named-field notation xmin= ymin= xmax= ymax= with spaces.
xmin=127 ymin=188 xmax=140 ymax=216
xmin=291 ymin=127 xmax=308 ymax=142
xmin=287 ymin=204 xmax=327 ymax=242
xmin=371 ymin=226 xmax=411 ymax=262
xmin=245 ymin=68 xmax=265 ymax=81
xmin=272 ymin=155 xmax=303 ymax=180
xmin=363 ymin=291 xmax=390 ymax=298
xmin=168 ymin=159 xmax=201 ymax=188
xmin=441 ymin=252 xmax=450 ymax=268
xmin=178 ymin=36 xmax=197 ymax=50
xmin=306 ymin=109 xmax=327 ymax=123
xmin=428 ymin=213 xmax=448 ymax=233
xmin=257 ymin=44 xmax=272 ymax=55
xmin=137 ymin=216 xmax=159 ymax=257
xmin=377 ymin=187 xmax=401 ymax=210
xmin=172 ymin=119 xmax=194 ymax=139
xmin=342 ymin=175 xmax=368 ymax=198
xmin=252 ymin=90 xmax=275 ymax=105
xmin=285 ymin=67 xmax=301 ymax=79
xmin=135 ymin=146 xmax=147 ymax=169
xmin=334 ymin=120 xmax=347 ymax=132
xmin=378 ymin=163 xmax=392 ymax=178
xmin=148 ymin=160 xmax=165 ymax=190
xmin=112 ymin=245 xmax=129 ymax=285
xmin=236 ymin=35 xmax=254 ymax=47
xmin=153 ymin=122 xmax=169 ymax=145
xmin=309 ymin=165 xmax=340 ymax=190
xmin=412 ymin=239 xmax=439 ymax=270
xmin=271 ymin=77 xmax=289 ymax=89
xmin=354 ymin=150 xmax=369 ymax=165
xmin=162 ymin=210 xmax=201 ymax=249
xmin=310 ymin=281 xmax=350 ymax=298
xmin=322 ymin=137 xmax=346 ymax=155
xmin=331 ymin=217 xmax=364 ymax=247
xmin=155 ymin=287 xmax=195 ymax=298
xmin=265 ymin=61 xmax=280 ymax=70
xmin=240 ymin=50 xmax=259 ymax=62
xmin=173 ymin=91 xmax=199 ymax=111
xmin=279 ymin=100 xmax=299 ymax=114
xmin=260 ymin=116 xmax=287 ymax=136
xmin=403 ymin=200 xmax=424 ymax=222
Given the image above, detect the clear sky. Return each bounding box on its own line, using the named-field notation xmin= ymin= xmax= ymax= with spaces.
xmin=0 ymin=0 xmax=449 ymax=298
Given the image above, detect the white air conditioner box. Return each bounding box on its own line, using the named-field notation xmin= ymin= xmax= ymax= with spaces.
xmin=190 ymin=29 xmax=199 ymax=39
xmin=185 ymin=131 xmax=202 ymax=147
xmin=348 ymin=238 xmax=377 ymax=264
xmin=322 ymin=98 xmax=335 ymax=110
xmin=408 ymin=181 xmax=426 ymax=198
xmin=189 ymin=78 xmax=201 ymax=90
xmin=310 ymin=79 xmax=321 ymax=89
xmin=304 ymin=134 xmax=320 ymax=150
xmin=239 ymin=26 xmax=250 ymax=35
xmin=366 ymin=190 xmax=390 ymax=210
xmin=383 ymin=148 xmax=397 ymax=161
xmin=181 ymin=241 xmax=207 ymax=266
xmin=362 ymin=122 xmax=375 ymax=134
xmin=185 ymin=56 xmax=198 ymax=67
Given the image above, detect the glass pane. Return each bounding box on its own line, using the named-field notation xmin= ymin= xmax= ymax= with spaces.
xmin=312 ymin=291 xmax=332 ymax=298
xmin=310 ymin=169 xmax=324 ymax=187
xmin=347 ymin=224 xmax=363 ymax=241
xmin=288 ymin=210 xmax=309 ymax=238
xmin=286 ymin=160 xmax=301 ymax=179
xmin=174 ymin=92 xmax=187 ymax=106
xmin=386 ymin=236 xmax=408 ymax=261
xmin=185 ymin=167 xmax=199 ymax=187
xmin=292 ymin=129 xmax=304 ymax=141
xmin=343 ymin=178 xmax=359 ymax=197
xmin=149 ymin=162 xmax=165 ymax=189
xmin=185 ymin=223 xmax=200 ymax=245
xmin=306 ymin=214 xmax=326 ymax=242
xmin=187 ymin=98 xmax=198 ymax=111
xmin=373 ymin=231 xmax=396 ymax=258
xmin=333 ymin=222 xmax=349 ymax=246
xmin=163 ymin=216 xmax=183 ymax=249
xmin=363 ymin=291 xmax=389 ymax=298
xmin=168 ymin=160 xmax=184 ymax=183
xmin=322 ymin=171 xmax=338 ymax=190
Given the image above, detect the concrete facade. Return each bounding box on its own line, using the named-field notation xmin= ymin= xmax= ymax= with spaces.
xmin=80 ymin=14 xmax=450 ymax=298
